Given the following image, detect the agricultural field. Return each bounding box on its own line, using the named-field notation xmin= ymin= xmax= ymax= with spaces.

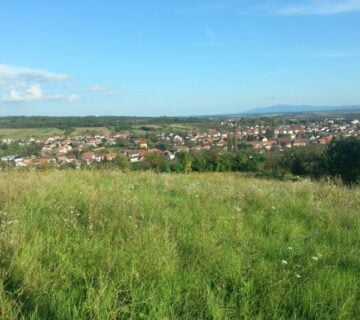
xmin=0 ymin=128 xmax=64 ymax=140
xmin=128 ymin=122 xmax=212 ymax=135
xmin=0 ymin=171 xmax=359 ymax=319
xmin=69 ymin=127 xmax=111 ymax=137
xmin=0 ymin=127 xmax=114 ymax=140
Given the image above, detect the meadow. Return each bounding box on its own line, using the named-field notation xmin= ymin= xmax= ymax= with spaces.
xmin=0 ymin=127 xmax=114 ymax=140
xmin=69 ymin=127 xmax=111 ymax=137
xmin=0 ymin=128 xmax=64 ymax=140
xmin=0 ymin=171 xmax=359 ymax=319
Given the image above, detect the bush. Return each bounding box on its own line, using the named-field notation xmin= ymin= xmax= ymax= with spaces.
xmin=324 ymin=137 xmax=360 ymax=185
xmin=279 ymin=146 xmax=325 ymax=179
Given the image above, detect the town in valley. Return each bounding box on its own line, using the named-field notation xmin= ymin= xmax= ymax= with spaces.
xmin=1 ymin=113 xmax=359 ymax=170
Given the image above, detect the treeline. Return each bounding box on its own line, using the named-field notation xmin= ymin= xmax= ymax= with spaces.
xmin=3 ymin=113 xmax=358 ymax=130
xmin=0 ymin=116 xmax=209 ymax=129
xmin=3 ymin=137 xmax=359 ymax=186
xmin=0 ymin=142 xmax=43 ymax=158
xmin=85 ymin=149 xmax=265 ymax=175
xmin=276 ymin=137 xmax=360 ymax=185
xmin=137 ymin=150 xmax=264 ymax=173
xmin=91 ymin=137 xmax=360 ymax=185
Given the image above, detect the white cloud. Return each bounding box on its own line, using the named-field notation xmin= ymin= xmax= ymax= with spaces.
xmin=90 ymin=84 xmax=119 ymax=96
xmin=3 ymin=84 xmax=45 ymax=103
xmin=68 ymin=93 xmax=80 ymax=102
xmin=275 ymin=0 xmax=360 ymax=16
xmin=0 ymin=64 xmax=70 ymax=83
xmin=91 ymin=84 xmax=104 ymax=92
xmin=2 ymin=84 xmax=63 ymax=103
xmin=0 ymin=65 xmax=79 ymax=104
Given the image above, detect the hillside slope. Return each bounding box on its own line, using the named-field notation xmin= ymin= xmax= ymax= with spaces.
xmin=0 ymin=171 xmax=359 ymax=319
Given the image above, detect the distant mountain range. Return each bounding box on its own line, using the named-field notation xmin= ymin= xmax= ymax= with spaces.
xmin=243 ymin=105 xmax=360 ymax=115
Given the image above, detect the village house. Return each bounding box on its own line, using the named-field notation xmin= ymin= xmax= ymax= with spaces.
xmin=292 ymin=140 xmax=307 ymax=147
xmin=138 ymin=140 xmax=148 ymax=149
xmin=163 ymin=151 xmax=176 ymax=160
xmin=126 ymin=150 xmax=145 ymax=163
xmin=81 ymin=152 xmax=96 ymax=164
xmin=37 ymin=158 xmax=50 ymax=166
xmin=263 ymin=140 xmax=277 ymax=150
xmin=173 ymin=135 xmax=183 ymax=143
xmin=248 ymin=141 xmax=262 ymax=150
xmin=318 ymin=135 xmax=334 ymax=145
xmin=216 ymin=140 xmax=227 ymax=148
xmin=277 ymin=137 xmax=292 ymax=148
xmin=105 ymin=153 xmax=117 ymax=161
xmin=201 ymin=140 xmax=211 ymax=150
xmin=176 ymin=145 xmax=190 ymax=153
xmin=1 ymin=155 xmax=21 ymax=161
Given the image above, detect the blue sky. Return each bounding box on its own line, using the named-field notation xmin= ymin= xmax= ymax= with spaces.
xmin=0 ymin=0 xmax=360 ymax=116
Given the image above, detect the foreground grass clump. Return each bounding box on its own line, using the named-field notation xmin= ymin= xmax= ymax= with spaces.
xmin=0 ymin=171 xmax=359 ymax=319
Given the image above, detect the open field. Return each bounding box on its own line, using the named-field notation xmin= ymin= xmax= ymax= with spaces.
xmin=70 ymin=127 xmax=111 ymax=136
xmin=128 ymin=122 xmax=211 ymax=135
xmin=0 ymin=128 xmax=64 ymax=139
xmin=0 ymin=127 xmax=112 ymax=139
xmin=0 ymin=171 xmax=359 ymax=319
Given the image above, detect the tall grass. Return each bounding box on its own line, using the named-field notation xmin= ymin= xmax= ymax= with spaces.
xmin=0 ymin=170 xmax=359 ymax=319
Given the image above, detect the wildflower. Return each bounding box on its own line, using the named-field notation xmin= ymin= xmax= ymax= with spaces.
xmin=311 ymin=256 xmax=319 ymax=261
xmin=272 ymin=206 xmax=276 ymax=210
xmin=287 ymin=247 xmax=293 ymax=251
xmin=281 ymin=260 xmax=288 ymax=265
xmin=295 ymin=274 xmax=301 ymax=278
xmin=5 ymin=220 xmax=19 ymax=225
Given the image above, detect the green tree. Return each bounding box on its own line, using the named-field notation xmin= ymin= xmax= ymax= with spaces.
xmin=177 ymin=151 xmax=192 ymax=173
xmin=115 ymin=137 xmax=131 ymax=148
xmin=143 ymin=152 xmax=169 ymax=172
xmin=113 ymin=155 xmax=131 ymax=171
xmin=64 ymin=127 xmax=75 ymax=136
xmin=324 ymin=137 xmax=360 ymax=185
xmin=265 ymin=129 xmax=275 ymax=140
xmin=219 ymin=152 xmax=235 ymax=171
xmin=280 ymin=146 xmax=325 ymax=178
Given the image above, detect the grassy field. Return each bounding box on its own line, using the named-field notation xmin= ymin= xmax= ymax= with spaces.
xmin=0 ymin=128 xmax=64 ymax=139
xmin=129 ymin=122 xmax=216 ymax=135
xmin=0 ymin=122 xmax=210 ymax=139
xmin=70 ymin=127 xmax=110 ymax=136
xmin=0 ymin=171 xmax=359 ymax=319
xmin=0 ymin=127 xmax=111 ymax=139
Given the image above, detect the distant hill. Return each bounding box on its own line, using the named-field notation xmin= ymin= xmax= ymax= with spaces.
xmin=243 ymin=105 xmax=360 ymax=115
